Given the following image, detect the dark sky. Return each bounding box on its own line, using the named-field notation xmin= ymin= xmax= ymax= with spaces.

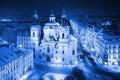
xmin=0 ymin=0 xmax=120 ymax=16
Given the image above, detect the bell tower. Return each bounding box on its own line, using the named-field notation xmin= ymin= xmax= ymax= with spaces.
xmin=49 ymin=10 xmax=56 ymax=22
xmin=30 ymin=9 xmax=41 ymax=59
xmin=61 ymin=9 xmax=68 ymax=26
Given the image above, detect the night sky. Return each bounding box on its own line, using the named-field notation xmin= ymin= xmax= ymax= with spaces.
xmin=0 ymin=0 xmax=120 ymax=16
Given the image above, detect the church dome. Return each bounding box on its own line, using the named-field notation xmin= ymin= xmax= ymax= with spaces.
xmin=44 ymin=21 xmax=60 ymax=29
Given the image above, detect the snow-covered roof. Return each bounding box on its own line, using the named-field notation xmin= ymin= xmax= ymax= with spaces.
xmin=0 ymin=46 xmax=30 ymax=68
xmin=17 ymin=28 xmax=30 ymax=36
xmin=70 ymin=35 xmax=77 ymax=42
xmin=18 ymin=31 xmax=30 ymax=36
xmin=0 ymin=59 xmax=5 ymax=68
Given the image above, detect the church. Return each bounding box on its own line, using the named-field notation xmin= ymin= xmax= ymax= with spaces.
xmin=39 ymin=10 xmax=78 ymax=65
xmin=17 ymin=10 xmax=78 ymax=65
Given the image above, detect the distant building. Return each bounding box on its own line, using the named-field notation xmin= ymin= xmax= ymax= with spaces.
xmin=39 ymin=11 xmax=78 ymax=65
xmin=2 ymin=27 xmax=16 ymax=43
xmin=17 ymin=30 xmax=30 ymax=49
xmin=0 ymin=42 xmax=33 ymax=80
xmin=81 ymin=22 xmax=120 ymax=67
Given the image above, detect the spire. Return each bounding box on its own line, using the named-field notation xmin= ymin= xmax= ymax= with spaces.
xmin=50 ymin=10 xmax=55 ymax=17
xmin=62 ymin=9 xmax=67 ymax=18
xmin=49 ymin=10 xmax=56 ymax=22
xmin=61 ymin=9 xmax=68 ymax=26
xmin=33 ymin=9 xmax=38 ymax=20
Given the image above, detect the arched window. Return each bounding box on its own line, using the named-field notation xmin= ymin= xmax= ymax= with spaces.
xmin=47 ymin=47 xmax=50 ymax=52
xmin=33 ymin=32 xmax=35 ymax=37
xmin=62 ymin=50 xmax=64 ymax=54
xmin=62 ymin=33 xmax=64 ymax=39
xmin=72 ymin=50 xmax=75 ymax=55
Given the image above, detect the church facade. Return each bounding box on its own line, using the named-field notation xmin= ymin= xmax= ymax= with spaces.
xmin=39 ymin=11 xmax=78 ymax=65
xmin=17 ymin=10 xmax=78 ymax=65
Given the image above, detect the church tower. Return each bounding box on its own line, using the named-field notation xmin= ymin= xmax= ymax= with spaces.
xmin=49 ymin=10 xmax=56 ymax=22
xmin=30 ymin=9 xmax=41 ymax=58
xmin=61 ymin=9 xmax=68 ymax=26
xmin=59 ymin=9 xmax=70 ymax=42
xmin=33 ymin=9 xmax=39 ymax=20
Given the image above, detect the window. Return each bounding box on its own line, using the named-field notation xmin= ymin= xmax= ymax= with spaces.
xmin=113 ymin=55 xmax=117 ymax=59
xmin=33 ymin=32 xmax=35 ymax=37
xmin=72 ymin=50 xmax=75 ymax=55
xmin=62 ymin=58 xmax=64 ymax=61
xmin=33 ymin=43 xmax=35 ymax=46
xmin=43 ymin=53 xmax=45 ymax=57
xmin=56 ymin=51 xmax=58 ymax=53
xmin=47 ymin=47 xmax=50 ymax=52
xmin=39 ymin=55 xmax=42 ymax=59
xmin=62 ymin=33 xmax=64 ymax=38
xmin=62 ymin=50 xmax=64 ymax=54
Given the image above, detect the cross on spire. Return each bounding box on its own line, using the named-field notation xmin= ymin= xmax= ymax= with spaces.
xmin=62 ymin=9 xmax=67 ymax=18
xmin=33 ymin=9 xmax=38 ymax=20
xmin=49 ymin=10 xmax=56 ymax=22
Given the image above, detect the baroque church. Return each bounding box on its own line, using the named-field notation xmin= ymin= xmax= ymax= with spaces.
xmin=17 ymin=10 xmax=78 ymax=65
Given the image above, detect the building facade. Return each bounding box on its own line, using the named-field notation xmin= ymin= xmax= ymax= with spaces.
xmin=39 ymin=11 xmax=78 ymax=65
xmin=17 ymin=10 xmax=78 ymax=65
xmin=80 ymin=23 xmax=120 ymax=67
xmin=0 ymin=41 xmax=33 ymax=80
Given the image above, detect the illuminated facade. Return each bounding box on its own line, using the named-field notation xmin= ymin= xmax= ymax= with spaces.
xmin=81 ymin=24 xmax=120 ymax=67
xmin=17 ymin=10 xmax=78 ymax=65
xmin=0 ymin=42 xmax=33 ymax=80
xmin=39 ymin=11 xmax=78 ymax=65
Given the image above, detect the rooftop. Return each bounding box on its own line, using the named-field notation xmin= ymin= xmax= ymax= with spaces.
xmin=44 ymin=22 xmax=60 ymax=28
xmin=0 ymin=46 xmax=32 ymax=68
